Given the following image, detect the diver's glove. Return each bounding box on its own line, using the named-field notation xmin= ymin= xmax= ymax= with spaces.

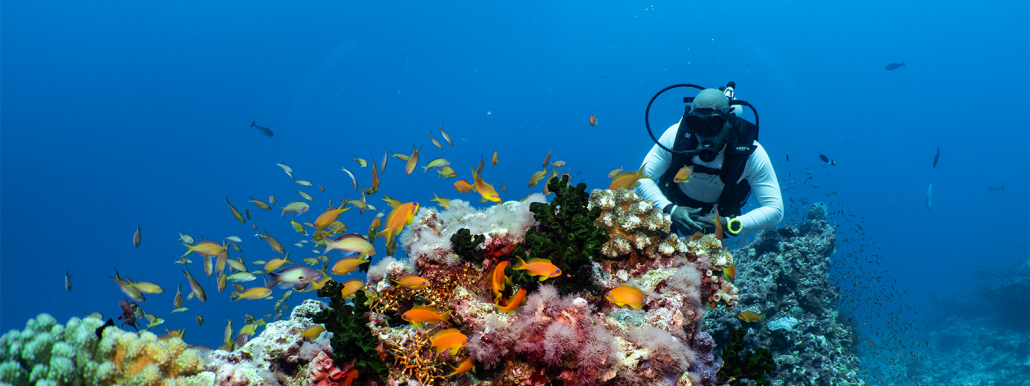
xmin=668 ymin=205 xmax=706 ymax=235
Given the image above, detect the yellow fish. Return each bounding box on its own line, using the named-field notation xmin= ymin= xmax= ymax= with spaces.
xmin=528 ymin=169 xmax=548 ymax=188
xmin=181 ymin=241 xmax=226 ymax=259
xmin=431 ymin=193 xmax=451 ymax=210
xmin=447 ymin=356 xmax=475 ymax=377
xmin=331 ymin=257 xmax=371 ymax=276
xmin=226 ymin=198 xmax=246 ymax=223
xmin=738 ymin=311 xmax=764 ymax=323
xmin=609 ymin=163 xmax=651 ymax=190
xmin=607 ymin=167 xmax=624 ymax=179
xmin=437 ymin=166 xmax=457 ymax=178
xmin=491 ymin=151 xmax=499 ymax=166
xmin=232 ymin=287 xmax=273 ymax=301
xmin=263 ymin=228 xmax=285 ymax=254
xmin=430 ymin=328 xmax=469 ymax=355
xmin=673 ymin=166 xmax=692 ymax=183
xmin=471 ymin=168 xmax=501 ymax=203
xmin=325 ymin=233 xmax=376 ymax=257
xmin=405 ymin=144 xmax=422 ymax=176
xmin=605 ymin=285 xmax=644 ymax=309
xmin=314 ymin=201 xmax=349 ymax=229
xmin=723 ymin=263 xmax=736 ymax=281
xmin=513 ymin=256 xmax=561 ymax=281
xmin=353 ymin=155 xmax=367 ymax=167
xmin=495 ymin=288 xmax=527 ymax=314
xmin=402 ymin=305 xmax=451 ymax=327
xmin=248 ymin=196 xmax=271 ymax=210
xmin=393 ymin=274 xmax=429 ymax=290
xmin=339 ymin=279 xmax=365 ymax=298
xmin=589 ymin=115 xmax=598 ymax=126
xmin=264 ymin=256 xmax=293 ymax=272
xmin=439 ymin=125 xmax=453 ymax=146
xmin=453 ymin=179 xmax=475 ymax=193
xmin=297 ymin=189 xmax=313 ymax=201
xmin=541 ymin=148 xmax=552 ymax=169
xmin=301 ymin=325 xmax=326 ymax=340
xmin=429 ymin=131 xmax=443 ymax=150
xmin=130 ymin=281 xmax=165 ymax=294
xmin=182 ymin=266 xmax=207 ymax=302
xmin=289 ymin=217 xmax=307 ymax=235
xmin=381 ymin=194 xmax=402 ymax=209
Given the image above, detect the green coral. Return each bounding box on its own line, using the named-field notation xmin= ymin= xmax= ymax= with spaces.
xmin=521 ymin=175 xmax=609 ymax=294
xmin=315 ymin=279 xmax=388 ymax=379
xmin=450 ymin=228 xmax=487 ymax=265
xmin=717 ymin=328 xmax=776 ymax=386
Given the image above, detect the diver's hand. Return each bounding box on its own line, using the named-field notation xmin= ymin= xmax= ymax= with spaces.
xmin=691 ymin=213 xmax=718 ymax=235
xmin=671 ymin=206 xmax=705 ymax=235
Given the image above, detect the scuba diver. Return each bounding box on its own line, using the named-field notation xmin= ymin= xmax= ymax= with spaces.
xmin=636 ymin=83 xmax=783 ymax=236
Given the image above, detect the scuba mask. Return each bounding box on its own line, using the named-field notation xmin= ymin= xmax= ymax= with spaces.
xmin=683 ymin=108 xmax=728 ymax=137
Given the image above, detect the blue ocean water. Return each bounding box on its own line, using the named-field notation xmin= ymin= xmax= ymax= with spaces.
xmin=2 ymin=0 xmax=1027 ymax=383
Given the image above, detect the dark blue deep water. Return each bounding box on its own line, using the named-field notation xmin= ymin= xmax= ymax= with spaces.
xmin=3 ymin=1 xmax=1027 ymax=384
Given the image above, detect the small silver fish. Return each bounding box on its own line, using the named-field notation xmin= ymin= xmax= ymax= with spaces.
xmin=178 ymin=233 xmax=195 ymax=244
xmin=133 ymin=224 xmax=142 ymax=248
xmin=926 ymin=184 xmax=933 ymax=210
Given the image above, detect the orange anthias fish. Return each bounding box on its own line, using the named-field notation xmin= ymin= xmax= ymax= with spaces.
xmin=331 ymin=257 xmax=371 ymax=275
xmin=314 ymin=201 xmax=349 ymax=229
xmin=339 ymin=278 xmax=365 ymax=298
xmin=605 ymin=285 xmax=644 ymax=309
xmin=405 ymin=144 xmax=422 ymax=176
xmin=471 ymin=168 xmax=501 ymax=203
xmin=673 ymin=166 xmax=692 ymax=183
xmin=340 ymin=369 xmax=359 ymax=386
xmin=447 ymin=356 xmax=475 ymax=377
xmin=723 ymin=263 xmax=736 ymax=281
xmin=495 ymin=287 xmax=527 ymax=314
xmin=430 ymin=328 xmax=470 ymax=355
xmin=453 ymin=179 xmax=475 ymax=193
xmin=491 ymin=261 xmax=510 ymax=300
xmin=609 ymin=163 xmax=651 ymax=190
xmin=513 ymin=256 xmax=561 ymax=281
xmin=713 ymin=207 xmax=724 ymax=242
xmin=379 ymin=202 xmax=419 ymax=252
xmin=402 ymin=305 xmax=451 ymax=328
xmin=393 ymin=274 xmax=429 ymax=290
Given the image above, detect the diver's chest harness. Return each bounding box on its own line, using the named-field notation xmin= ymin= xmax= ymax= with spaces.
xmin=645 ymin=82 xmax=761 ymax=217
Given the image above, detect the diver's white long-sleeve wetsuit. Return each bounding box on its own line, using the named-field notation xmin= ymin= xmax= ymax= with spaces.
xmin=635 ymin=121 xmax=784 ymax=233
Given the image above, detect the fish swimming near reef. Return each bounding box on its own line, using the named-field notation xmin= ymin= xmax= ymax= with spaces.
xmin=885 ymin=62 xmax=905 ymax=71
xmin=605 ymin=285 xmax=644 ymax=309
xmin=251 ymin=121 xmax=274 ymax=136
xmin=738 ymin=310 xmax=764 ymax=323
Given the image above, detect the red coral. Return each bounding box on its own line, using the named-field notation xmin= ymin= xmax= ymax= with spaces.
xmin=309 ymin=351 xmax=348 ymax=386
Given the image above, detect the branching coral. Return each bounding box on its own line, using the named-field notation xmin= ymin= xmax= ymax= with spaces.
xmin=315 ymin=280 xmax=389 ymax=379
xmin=588 ymin=188 xmax=688 ymax=260
xmin=380 ymin=328 xmax=446 ymax=384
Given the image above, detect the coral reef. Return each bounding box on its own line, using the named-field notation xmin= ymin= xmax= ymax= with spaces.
xmin=704 ymin=204 xmax=866 ymax=386
xmin=314 ymin=280 xmax=388 ymax=380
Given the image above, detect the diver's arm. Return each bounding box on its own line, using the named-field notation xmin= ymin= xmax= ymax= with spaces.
xmin=736 ymin=143 xmax=783 ymax=231
xmin=635 ymin=122 xmax=680 ymax=209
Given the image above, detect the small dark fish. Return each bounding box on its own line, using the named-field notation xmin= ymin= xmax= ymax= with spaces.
xmin=777 ymin=228 xmax=795 ymax=238
xmin=786 ymin=154 xmax=790 ymax=162
xmin=830 ymin=160 xmax=836 ymax=166
xmin=885 ymin=62 xmax=905 ymax=71
xmin=251 ymin=121 xmax=274 ymax=137
xmin=133 ymin=224 xmax=142 ymax=248
xmin=986 ymin=185 xmax=1004 ymax=192
xmin=819 ymin=154 xmax=829 ymax=163
xmin=933 ymin=147 xmax=939 ymax=168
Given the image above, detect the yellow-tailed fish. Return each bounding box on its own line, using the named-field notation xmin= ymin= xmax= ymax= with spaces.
xmin=226 ymin=257 xmax=246 ymax=271
xmin=552 ymin=160 xmax=565 ymax=168
xmin=339 ymin=278 xmax=365 ymax=298
xmin=431 ymin=193 xmax=451 ymax=210
xmin=232 ymin=287 xmax=273 ymax=301
xmin=491 ymin=151 xmax=499 ymax=166
xmin=673 ymin=166 xmax=692 ymax=183
xmin=429 ymin=131 xmax=443 ymax=150
xmin=340 ymin=166 xmax=358 ymax=192
xmin=238 ymin=323 xmax=257 ymax=337
xmin=295 ymin=179 xmax=313 ymax=187
xmin=609 ymin=163 xmax=651 ymax=190
xmin=495 ymin=288 xmax=527 ymax=314
xmin=228 ymin=272 xmax=257 ymax=282
xmin=109 ymin=269 xmax=144 ymax=301
xmin=367 ymin=217 xmax=382 ymax=241
xmin=228 ymin=241 xmax=242 ymax=254
xmin=542 ymin=148 xmax=552 ymax=168
xmin=314 ymin=201 xmax=349 ymax=229
xmin=312 ymin=230 xmax=333 ymax=241
xmin=233 ymin=283 xmax=246 ymax=292
xmin=421 ymin=158 xmax=451 ymax=174
xmin=325 ymin=233 xmax=376 ymax=258
xmin=276 ymin=161 xmax=294 ymax=178
xmin=328 ymin=221 xmax=348 ymax=234
xmin=491 ymin=261 xmax=510 ymax=300
xmin=437 ymin=166 xmax=456 ymax=178
xmin=133 ymin=224 xmax=142 ymax=248
xmin=439 ymin=125 xmax=453 ymax=146
xmin=269 ymin=195 xmax=276 ymax=205
xmin=196 ymin=316 xmax=204 ymax=326
xmin=224 ymin=317 xmax=234 ymax=343
xmin=353 ymin=155 xmax=367 ymax=167
xmin=453 ymin=179 xmax=474 ymax=193
xmin=263 ymin=228 xmax=285 ymax=254
xmin=216 ymin=253 xmax=228 ymax=275
xmin=723 ymin=263 xmax=736 ymax=281
xmin=738 ymin=311 xmax=764 ymax=323
xmin=297 ymin=189 xmax=313 ymax=201
xmin=390 ymin=151 xmax=410 ymax=161
xmin=381 ymin=193 xmax=402 ymax=209
xmin=172 ymin=307 xmax=189 ymax=313
xmin=301 ymin=325 xmax=326 ymax=340
xmin=217 ymin=273 xmax=228 ymax=292
xmin=279 ymin=201 xmax=310 ymax=218
xmin=302 ymin=257 xmax=320 ymax=265
xmin=173 ymin=283 xmax=183 ymax=309
xmin=429 ymin=328 xmax=469 ymax=355
xmin=264 ymin=256 xmax=293 ymax=272
xmin=405 ymin=144 xmax=422 ymax=176
xmin=226 ymin=198 xmax=245 ymax=223
xmin=393 ymin=274 xmax=429 ymax=290
xmin=471 ymin=167 xmax=501 ymax=203
xmin=605 ymin=285 xmax=644 ymax=309
xmin=402 ymin=305 xmax=451 ymax=327
xmin=181 ymin=241 xmax=227 ymax=258
xmin=346 ymin=197 xmax=372 ymax=215
xmin=513 ymin=256 xmax=561 ymax=281
xmin=204 ymin=256 xmax=214 ymax=277
xmin=130 ymin=281 xmax=165 ymax=294
xmin=183 ymin=266 xmax=207 ymax=302
xmin=365 ymin=158 xmax=380 ymax=196
xmin=379 ymin=202 xmax=419 ymax=254
xmin=589 ymin=115 xmax=598 ymax=126
xmin=447 ymin=356 xmax=475 ymax=377
xmin=528 ymin=169 xmax=548 ymax=188
xmin=331 ymin=257 xmax=371 ymax=276
xmin=607 ymin=167 xmax=624 ymax=179
xmin=178 ymin=233 xmax=195 ymax=244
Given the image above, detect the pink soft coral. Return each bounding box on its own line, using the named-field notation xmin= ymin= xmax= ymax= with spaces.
xmin=308 ymin=351 xmax=349 ymax=386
